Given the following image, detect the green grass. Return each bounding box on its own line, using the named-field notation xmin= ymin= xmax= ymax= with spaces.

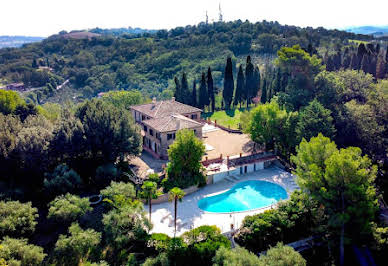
xmin=202 ymin=108 xmax=250 ymax=130
xmin=349 ymin=39 xmax=369 ymax=45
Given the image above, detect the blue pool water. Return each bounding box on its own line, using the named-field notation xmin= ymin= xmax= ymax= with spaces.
xmin=198 ymin=180 xmax=288 ymax=213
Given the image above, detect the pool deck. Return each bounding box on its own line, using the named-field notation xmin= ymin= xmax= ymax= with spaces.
xmin=148 ymin=167 xmax=299 ymax=236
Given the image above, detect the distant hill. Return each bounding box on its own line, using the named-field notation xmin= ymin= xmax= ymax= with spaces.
xmin=345 ymin=26 xmax=388 ymax=37
xmin=0 ymin=36 xmax=44 ymax=48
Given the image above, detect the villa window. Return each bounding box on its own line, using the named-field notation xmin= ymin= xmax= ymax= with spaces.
xmin=156 ymin=132 xmax=161 ymax=140
xmin=149 ymin=129 xmax=154 ymax=136
xmin=144 ymin=125 xmax=148 ymax=132
xmin=191 ymin=114 xmax=198 ymax=120
xmin=142 ymin=115 xmax=145 ymax=120
xmin=167 ymin=133 xmax=176 ymax=140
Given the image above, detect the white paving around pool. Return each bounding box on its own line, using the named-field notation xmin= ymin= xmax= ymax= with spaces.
xmin=148 ymin=167 xmax=299 ymax=237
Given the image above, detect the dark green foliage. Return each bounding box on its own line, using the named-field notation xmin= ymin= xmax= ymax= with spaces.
xmin=257 ymin=243 xmax=306 ymax=266
xmin=181 ymin=72 xmax=190 ymax=104
xmin=207 ymin=67 xmax=215 ymax=112
xmin=253 ymin=65 xmax=261 ymax=99
xmin=223 ymin=57 xmax=234 ymax=108
xmin=75 ymin=99 xmax=142 ymax=178
xmin=295 ymin=99 xmax=336 ymax=142
xmin=95 ymin=163 xmax=120 ymax=188
xmin=235 ymin=191 xmax=324 ymax=252
xmin=198 ymin=72 xmax=208 ymax=109
xmin=261 ymin=78 xmax=267 ymax=103
xmin=0 ymin=200 xmax=38 ymax=238
xmin=192 ymin=80 xmax=197 ymax=107
xmin=245 ymin=56 xmax=255 ymax=107
xmin=234 ymin=65 xmax=245 ymax=107
xmin=174 ymin=76 xmax=181 ymax=102
xmin=44 ymin=163 xmax=82 ymax=198
xmin=13 ymin=103 xmax=38 ymax=122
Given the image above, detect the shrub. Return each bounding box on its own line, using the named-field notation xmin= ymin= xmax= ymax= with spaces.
xmin=0 ymin=200 xmax=38 ymax=237
xmin=48 ymin=193 xmax=92 ymax=223
xmin=213 ymin=246 xmax=260 ymax=266
xmin=257 ymin=243 xmax=306 ymax=266
xmin=53 ymin=223 xmax=101 ymax=265
xmin=100 ymin=181 xmax=136 ymax=201
xmin=44 ymin=163 xmax=82 ymax=198
xmin=95 ymin=163 xmax=120 ymax=188
xmin=0 ymin=237 xmax=46 ymax=266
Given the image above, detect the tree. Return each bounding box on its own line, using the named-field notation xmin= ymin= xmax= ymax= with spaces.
xmin=245 ymin=56 xmax=255 ymax=108
xmin=174 ymin=76 xmax=181 ymax=102
xmin=234 ymin=65 xmax=245 ymax=108
xmin=213 ymin=246 xmax=261 ymax=266
xmin=165 ymin=129 xmax=205 ymax=190
xmin=44 ymin=163 xmax=82 ymax=198
xmin=168 ymin=187 xmax=185 ymax=235
xmin=257 ymin=243 xmax=306 ymax=266
xmin=182 ymin=225 xmax=230 ymax=265
xmin=253 ymin=65 xmax=261 ymax=99
xmin=53 ymin=223 xmax=101 ymax=265
xmin=295 ymin=99 xmax=336 ymax=142
xmin=207 ymin=67 xmax=215 ymax=112
xmin=102 ymin=198 xmax=151 ymax=250
xmin=292 ymin=134 xmax=378 ymax=265
xmin=48 ymin=193 xmax=92 ymax=223
xmin=0 ymin=237 xmax=46 ymax=266
xmin=192 ymin=80 xmax=197 ymax=107
xmin=101 ymin=90 xmax=144 ymax=110
xmin=198 ymin=73 xmax=208 ymax=109
xmin=141 ymin=181 xmax=160 ymax=222
xmin=0 ymin=200 xmax=38 ymax=238
xmin=275 ymin=45 xmax=323 ymax=109
xmin=0 ymin=89 xmax=24 ymax=115
xmin=181 ymin=72 xmax=190 ymax=104
xmin=13 ymin=103 xmax=38 ymax=122
xmin=261 ymin=79 xmax=267 ymax=104
xmin=245 ymin=99 xmax=298 ymax=158
xmin=95 ymin=163 xmax=120 ymax=188
xmin=223 ymin=57 xmax=234 ymax=109
xmin=100 ymin=181 xmax=136 ymax=201
xmin=76 ymin=99 xmax=142 ymax=177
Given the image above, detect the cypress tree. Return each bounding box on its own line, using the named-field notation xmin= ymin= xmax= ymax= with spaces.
xmin=253 ymin=66 xmax=261 ymax=98
xmin=261 ymin=78 xmax=267 ymax=103
xmin=350 ymin=53 xmax=359 ymax=70
xmin=192 ymin=80 xmax=197 ymax=107
xmin=386 ymin=47 xmax=388 ymax=62
xmin=223 ymin=57 xmax=234 ymax=109
xmin=376 ymin=54 xmax=387 ymax=79
xmin=361 ymin=54 xmax=370 ymax=74
xmin=181 ymin=72 xmax=190 ymax=104
xmin=207 ymin=67 xmax=215 ymax=112
xmin=199 ymin=72 xmax=208 ymax=109
xmin=245 ymin=56 xmax=254 ymax=108
xmin=174 ymin=76 xmax=181 ymax=102
xmin=234 ymin=65 xmax=244 ymax=108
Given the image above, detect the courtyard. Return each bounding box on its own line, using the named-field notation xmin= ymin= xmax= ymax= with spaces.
xmin=148 ymin=167 xmax=298 ymax=237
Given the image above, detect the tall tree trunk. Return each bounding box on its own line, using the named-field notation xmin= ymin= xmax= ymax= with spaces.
xmin=340 ymin=192 xmax=345 ymax=266
xmin=174 ymin=198 xmax=177 ymax=236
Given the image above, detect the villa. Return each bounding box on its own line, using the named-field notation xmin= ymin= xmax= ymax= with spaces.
xmin=130 ymin=97 xmax=203 ymax=159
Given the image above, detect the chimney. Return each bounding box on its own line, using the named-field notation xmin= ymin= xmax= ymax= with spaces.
xmin=152 ymin=97 xmax=156 ymax=104
xmin=175 ymin=116 xmax=181 ymax=130
xmin=171 ymin=97 xmax=175 ymax=101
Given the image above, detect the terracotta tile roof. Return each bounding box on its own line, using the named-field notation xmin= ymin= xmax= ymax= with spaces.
xmin=130 ymin=99 xmax=202 ymax=118
xmin=143 ymin=114 xmax=203 ymax=133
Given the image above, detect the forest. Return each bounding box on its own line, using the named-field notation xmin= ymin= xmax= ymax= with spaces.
xmin=0 ymin=20 xmax=388 ymax=265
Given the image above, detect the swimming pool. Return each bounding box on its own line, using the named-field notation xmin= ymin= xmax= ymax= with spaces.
xmin=198 ymin=180 xmax=288 ymax=213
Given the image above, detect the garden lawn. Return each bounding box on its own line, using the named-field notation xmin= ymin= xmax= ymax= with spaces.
xmin=202 ymin=108 xmax=245 ymax=130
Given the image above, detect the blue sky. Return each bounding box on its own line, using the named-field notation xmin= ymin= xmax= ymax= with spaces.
xmin=1 ymin=0 xmax=387 ymax=36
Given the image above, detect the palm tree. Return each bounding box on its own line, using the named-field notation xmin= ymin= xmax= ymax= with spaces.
xmin=168 ymin=187 xmax=186 ymax=236
xmin=141 ymin=181 xmax=159 ymax=222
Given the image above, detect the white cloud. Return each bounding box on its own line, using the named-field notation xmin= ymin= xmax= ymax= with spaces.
xmin=0 ymin=0 xmax=387 ymax=36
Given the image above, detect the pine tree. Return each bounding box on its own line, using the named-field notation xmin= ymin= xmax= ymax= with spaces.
xmin=234 ymin=65 xmax=244 ymax=108
xmin=376 ymin=54 xmax=387 ymax=79
xmin=245 ymin=56 xmax=254 ymax=108
xmin=174 ymin=76 xmax=181 ymax=102
xmin=361 ymin=54 xmax=370 ymax=74
xmin=198 ymin=73 xmax=208 ymax=109
xmin=223 ymin=57 xmax=234 ymax=109
xmin=207 ymin=67 xmax=215 ymax=112
xmin=192 ymin=80 xmax=197 ymax=107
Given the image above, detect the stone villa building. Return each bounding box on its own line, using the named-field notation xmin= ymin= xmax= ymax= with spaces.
xmin=130 ymin=97 xmax=203 ymax=159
